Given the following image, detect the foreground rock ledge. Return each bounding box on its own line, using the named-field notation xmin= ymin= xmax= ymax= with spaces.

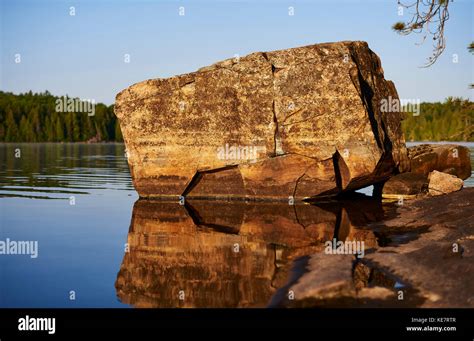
xmin=274 ymin=188 xmax=474 ymax=308
xmin=115 ymin=41 xmax=409 ymax=200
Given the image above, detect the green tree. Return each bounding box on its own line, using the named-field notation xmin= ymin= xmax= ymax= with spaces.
xmin=19 ymin=115 xmax=34 ymax=141
xmin=55 ymin=116 xmax=64 ymax=141
xmin=4 ymin=108 xmax=19 ymax=142
xmin=114 ymin=120 xmax=123 ymax=141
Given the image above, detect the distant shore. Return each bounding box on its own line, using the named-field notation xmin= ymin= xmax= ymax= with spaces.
xmin=0 ymin=141 xmax=125 ymax=144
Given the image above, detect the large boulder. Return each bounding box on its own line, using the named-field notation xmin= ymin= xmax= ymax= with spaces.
xmin=408 ymin=144 xmax=471 ymax=180
xmin=115 ymin=41 xmax=409 ymax=200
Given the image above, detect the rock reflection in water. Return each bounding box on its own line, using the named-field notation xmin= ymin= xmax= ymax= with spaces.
xmin=115 ymin=196 xmax=384 ymax=308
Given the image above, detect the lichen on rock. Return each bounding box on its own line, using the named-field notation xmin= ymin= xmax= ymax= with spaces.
xmin=115 ymin=41 xmax=409 ymax=200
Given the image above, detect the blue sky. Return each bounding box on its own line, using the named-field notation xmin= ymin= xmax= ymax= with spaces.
xmin=1 ymin=0 xmax=472 ymax=105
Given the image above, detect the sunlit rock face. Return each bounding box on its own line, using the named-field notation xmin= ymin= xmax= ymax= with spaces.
xmin=114 ymin=41 xmax=409 ymax=200
xmin=115 ymin=197 xmax=382 ymax=308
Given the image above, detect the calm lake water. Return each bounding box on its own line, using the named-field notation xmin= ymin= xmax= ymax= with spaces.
xmin=0 ymin=142 xmax=473 ymax=308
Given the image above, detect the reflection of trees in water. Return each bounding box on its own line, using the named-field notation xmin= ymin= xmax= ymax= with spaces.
xmin=0 ymin=144 xmax=131 ymax=194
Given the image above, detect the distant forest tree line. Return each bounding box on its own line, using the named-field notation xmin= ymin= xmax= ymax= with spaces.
xmin=0 ymin=91 xmax=472 ymax=142
xmin=402 ymin=97 xmax=473 ymax=142
xmin=0 ymin=91 xmax=122 ymax=142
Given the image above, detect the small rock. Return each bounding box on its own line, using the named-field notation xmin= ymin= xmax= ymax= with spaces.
xmin=428 ymin=170 xmax=463 ymax=196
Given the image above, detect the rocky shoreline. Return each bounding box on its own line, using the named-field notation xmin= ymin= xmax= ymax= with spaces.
xmin=381 ymin=144 xmax=471 ymax=200
xmin=274 ymin=188 xmax=474 ymax=308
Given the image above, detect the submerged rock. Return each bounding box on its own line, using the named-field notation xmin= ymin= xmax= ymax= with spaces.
xmin=115 ymin=41 xmax=409 ymax=200
xmin=408 ymin=144 xmax=471 ymax=180
xmin=428 ymin=170 xmax=463 ymax=196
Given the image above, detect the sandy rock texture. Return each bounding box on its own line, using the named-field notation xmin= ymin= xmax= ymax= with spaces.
xmin=115 ymin=41 xmax=409 ymax=200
